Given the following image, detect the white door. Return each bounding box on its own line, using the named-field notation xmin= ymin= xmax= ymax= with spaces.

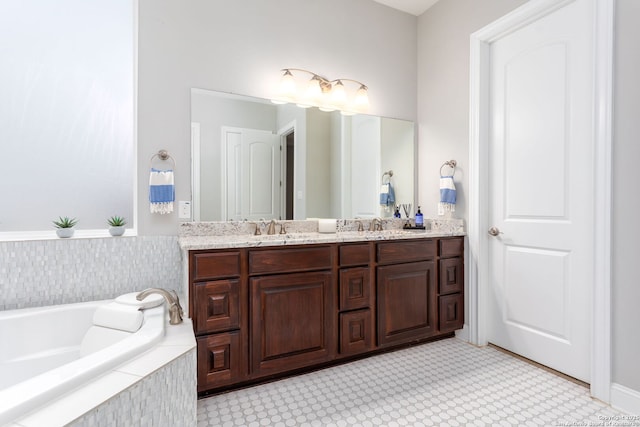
xmin=223 ymin=127 xmax=281 ymax=221
xmin=487 ymin=0 xmax=594 ymax=382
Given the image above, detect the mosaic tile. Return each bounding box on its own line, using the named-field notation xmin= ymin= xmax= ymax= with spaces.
xmin=198 ymin=338 xmax=627 ymax=427
xmin=0 ymin=236 xmax=182 ymax=311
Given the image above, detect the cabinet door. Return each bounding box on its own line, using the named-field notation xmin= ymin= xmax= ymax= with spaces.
xmin=197 ymin=331 xmax=243 ymax=392
xmin=377 ymin=261 xmax=436 ymax=346
xmin=194 ymin=279 xmax=240 ymax=334
xmin=339 ymin=309 xmax=373 ymax=356
xmin=250 ymin=271 xmax=335 ymax=376
xmin=339 ymin=267 xmax=372 ymax=311
xmin=439 ymin=257 xmax=464 ymax=295
xmin=439 ymin=293 xmax=464 ymax=332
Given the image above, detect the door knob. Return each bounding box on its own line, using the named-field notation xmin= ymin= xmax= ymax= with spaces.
xmin=488 ymin=226 xmax=503 ymax=237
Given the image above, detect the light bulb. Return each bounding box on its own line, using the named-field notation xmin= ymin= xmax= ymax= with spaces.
xmin=306 ymin=77 xmax=322 ymax=102
xmin=354 ymin=85 xmax=369 ymax=112
xmin=330 ymin=80 xmax=347 ymax=107
xmin=276 ymin=70 xmax=296 ymax=102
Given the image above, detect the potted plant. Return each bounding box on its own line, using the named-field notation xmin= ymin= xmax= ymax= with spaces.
xmin=107 ymin=216 xmax=127 ymax=236
xmin=53 ymin=216 xmax=77 ymax=238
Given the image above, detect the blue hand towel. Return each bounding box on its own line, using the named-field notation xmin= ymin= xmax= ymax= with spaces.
xmin=149 ymin=168 xmax=175 ymax=214
xmin=438 ymin=175 xmax=456 ymax=215
xmin=379 ymin=182 xmax=396 ymax=206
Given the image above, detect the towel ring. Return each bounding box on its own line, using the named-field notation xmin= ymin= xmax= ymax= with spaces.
xmin=150 ymin=149 xmax=176 ymax=170
xmin=440 ymin=160 xmax=456 ymax=177
xmin=381 ymin=170 xmax=393 ymax=184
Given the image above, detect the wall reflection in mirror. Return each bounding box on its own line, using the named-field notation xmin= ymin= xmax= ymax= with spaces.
xmin=191 ymin=88 xmax=415 ymax=221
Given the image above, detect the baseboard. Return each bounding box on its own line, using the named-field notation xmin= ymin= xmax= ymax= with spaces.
xmin=455 ymin=324 xmax=470 ymax=342
xmin=610 ymin=383 xmax=640 ymax=415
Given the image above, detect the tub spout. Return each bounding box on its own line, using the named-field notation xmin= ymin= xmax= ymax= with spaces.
xmin=136 ymin=288 xmax=184 ymax=325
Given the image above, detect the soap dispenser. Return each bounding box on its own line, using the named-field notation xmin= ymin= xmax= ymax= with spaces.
xmin=415 ymin=206 xmax=424 ymax=228
xmin=393 ymin=206 xmax=401 ymax=219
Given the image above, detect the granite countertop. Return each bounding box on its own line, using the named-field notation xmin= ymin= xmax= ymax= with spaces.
xmin=179 ymin=230 xmax=465 ymax=250
xmin=179 ymin=218 xmax=465 ymax=251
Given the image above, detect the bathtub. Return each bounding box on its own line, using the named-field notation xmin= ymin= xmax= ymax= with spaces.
xmin=0 ymin=298 xmax=170 ymax=425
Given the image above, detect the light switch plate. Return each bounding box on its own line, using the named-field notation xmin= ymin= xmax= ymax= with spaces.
xmin=178 ymin=201 xmax=191 ymax=219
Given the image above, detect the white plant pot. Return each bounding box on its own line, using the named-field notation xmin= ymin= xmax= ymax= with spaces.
xmin=56 ymin=228 xmax=74 ymax=238
xmin=109 ymin=226 xmax=125 ymax=237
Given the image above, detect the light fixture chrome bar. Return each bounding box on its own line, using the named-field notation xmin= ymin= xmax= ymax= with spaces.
xmin=273 ymin=68 xmax=370 ymax=114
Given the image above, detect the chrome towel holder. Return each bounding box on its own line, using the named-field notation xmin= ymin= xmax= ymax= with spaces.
xmin=381 ymin=170 xmax=393 ymax=183
xmin=440 ymin=160 xmax=456 ymax=176
xmin=150 ymin=149 xmax=176 ymax=170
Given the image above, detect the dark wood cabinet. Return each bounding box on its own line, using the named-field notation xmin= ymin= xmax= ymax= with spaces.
xmin=250 ymin=271 xmax=335 ymax=376
xmin=194 ymin=279 xmax=240 ymax=334
xmin=189 ymin=236 xmax=464 ymax=395
xmin=439 ymin=293 xmax=464 ymax=332
xmin=339 ymin=267 xmax=371 ymax=311
xmin=438 ymin=237 xmax=464 ymax=332
xmin=377 ymin=261 xmax=437 ymax=346
xmin=339 ymin=309 xmax=374 ymax=355
xmin=197 ymin=331 xmax=242 ymax=392
xmin=337 ymin=243 xmax=374 ymax=359
xmin=439 ymin=257 xmax=464 ymax=295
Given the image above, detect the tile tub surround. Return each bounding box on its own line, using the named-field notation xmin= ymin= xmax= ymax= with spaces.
xmin=12 ymin=319 xmax=196 ymax=427
xmin=0 ymin=236 xmax=182 ymax=311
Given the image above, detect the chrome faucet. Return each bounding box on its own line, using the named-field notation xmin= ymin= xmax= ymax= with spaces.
xmin=136 ymin=288 xmax=184 ymax=325
xmin=250 ymin=222 xmax=261 ymax=235
xmin=369 ymin=218 xmax=383 ymax=232
xmin=267 ymin=219 xmax=277 ymax=235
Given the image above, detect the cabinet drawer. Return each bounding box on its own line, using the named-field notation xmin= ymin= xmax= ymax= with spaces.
xmin=339 ymin=244 xmax=370 ymax=267
xmin=197 ymin=331 xmax=243 ymax=392
xmin=339 ymin=309 xmax=374 ymax=356
xmin=439 ymin=257 xmax=464 ymax=295
xmin=439 ymin=293 xmax=464 ymax=332
xmin=194 ymin=279 xmax=241 ymax=334
xmin=339 ymin=267 xmax=372 ymax=311
xmin=249 ymin=246 xmax=332 ymax=275
xmin=377 ymin=240 xmax=436 ymax=264
xmin=439 ymin=237 xmax=464 ymax=258
xmin=192 ymin=251 xmax=241 ymax=280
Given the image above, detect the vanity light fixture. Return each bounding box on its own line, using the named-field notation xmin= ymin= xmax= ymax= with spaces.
xmin=271 ymin=68 xmax=370 ymax=115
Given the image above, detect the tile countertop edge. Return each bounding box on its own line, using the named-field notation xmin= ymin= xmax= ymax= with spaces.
xmin=178 ymin=231 xmax=467 ymax=251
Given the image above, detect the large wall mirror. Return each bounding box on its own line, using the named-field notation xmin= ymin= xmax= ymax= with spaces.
xmin=191 ymin=88 xmax=415 ymax=221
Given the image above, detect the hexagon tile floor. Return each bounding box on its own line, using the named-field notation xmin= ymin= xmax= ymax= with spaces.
xmin=197 ymin=338 xmax=630 ymax=426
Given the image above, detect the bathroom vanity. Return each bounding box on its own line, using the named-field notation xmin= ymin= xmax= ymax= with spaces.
xmin=179 ymin=220 xmax=465 ymax=395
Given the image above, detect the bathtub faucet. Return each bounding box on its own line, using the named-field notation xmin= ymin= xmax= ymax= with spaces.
xmin=136 ymin=288 xmax=184 ymax=325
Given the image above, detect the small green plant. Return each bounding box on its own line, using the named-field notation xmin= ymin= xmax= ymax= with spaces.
xmin=107 ymin=216 xmax=127 ymax=227
xmin=53 ymin=216 xmax=78 ymax=229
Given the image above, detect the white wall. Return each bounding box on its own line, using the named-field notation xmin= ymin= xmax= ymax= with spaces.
xmin=612 ymin=0 xmax=640 ymax=394
xmin=137 ymin=0 xmax=417 ymax=234
xmin=416 ymin=0 xmax=527 ymax=219
xmin=417 ymin=0 xmax=640 ymax=398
